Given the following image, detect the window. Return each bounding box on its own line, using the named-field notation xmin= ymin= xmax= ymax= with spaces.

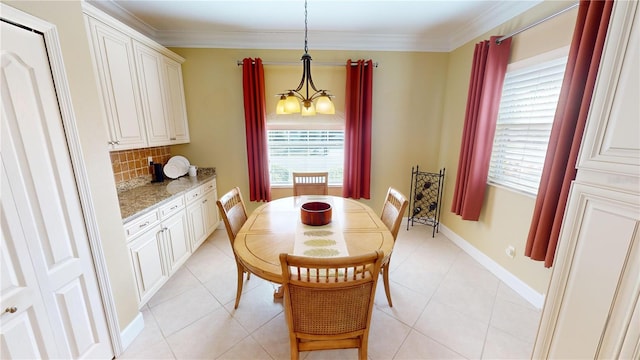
xmin=266 ymin=115 xmax=344 ymax=186
xmin=488 ymin=51 xmax=568 ymax=195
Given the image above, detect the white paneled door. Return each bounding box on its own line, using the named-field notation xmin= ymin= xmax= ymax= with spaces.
xmin=1 ymin=19 xmax=113 ymax=359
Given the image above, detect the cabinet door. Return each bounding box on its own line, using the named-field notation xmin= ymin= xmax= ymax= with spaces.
xmin=203 ymin=190 xmax=219 ymax=235
xmin=532 ymin=2 xmax=640 ymax=358
xmin=534 ymin=184 xmax=639 ymax=359
xmin=134 ymin=42 xmax=171 ymax=146
xmin=164 ymin=58 xmax=190 ymax=144
xmin=163 ymin=211 xmax=191 ymax=275
xmin=128 ymin=225 xmax=167 ymax=305
xmin=187 ymin=201 xmax=207 ymax=252
xmin=85 ymin=17 xmax=147 ymax=150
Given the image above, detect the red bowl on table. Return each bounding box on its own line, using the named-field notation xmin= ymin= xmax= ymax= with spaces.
xmin=300 ymin=201 xmax=332 ymax=226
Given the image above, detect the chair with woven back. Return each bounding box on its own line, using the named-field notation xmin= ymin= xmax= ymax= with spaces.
xmin=379 ymin=187 xmax=409 ymax=307
xmin=292 ymin=172 xmax=329 ymax=196
xmin=216 ymin=187 xmax=251 ymax=309
xmin=279 ymin=250 xmax=384 ymax=360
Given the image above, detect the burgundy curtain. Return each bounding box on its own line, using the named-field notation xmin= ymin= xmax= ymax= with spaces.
xmin=451 ymin=36 xmax=512 ymax=220
xmin=343 ymin=59 xmax=373 ymax=199
xmin=526 ymin=0 xmax=613 ymax=267
xmin=242 ymin=58 xmax=271 ymax=202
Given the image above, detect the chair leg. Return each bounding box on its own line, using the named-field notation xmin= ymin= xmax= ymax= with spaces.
xmin=359 ymin=335 xmax=367 ymax=360
xmin=383 ymin=262 xmax=393 ymax=307
xmin=291 ymin=341 xmax=299 ymax=360
xmin=234 ymin=263 xmax=245 ymax=309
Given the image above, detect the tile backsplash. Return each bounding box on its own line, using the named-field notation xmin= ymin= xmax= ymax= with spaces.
xmin=110 ymin=146 xmax=171 ymax=184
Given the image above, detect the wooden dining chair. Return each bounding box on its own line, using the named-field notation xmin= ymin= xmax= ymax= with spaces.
xmin=379 ymin=187 xmax=409 ymax=307
xmin=279 ymin=250 xmax=384 ymax=360
xmin=216 ymin=187 xmax=251 ymax=309
xmin=292 ymin=172 xmax=329 ymax=196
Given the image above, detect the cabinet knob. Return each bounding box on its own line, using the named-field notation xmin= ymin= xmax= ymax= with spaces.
xmin=4 ymin=307 xmax=17 ymax=314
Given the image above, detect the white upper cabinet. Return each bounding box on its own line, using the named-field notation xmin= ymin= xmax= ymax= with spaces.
xmin=85 ymin=16 xmax=147 ymax=150
xmin=83 ymin=4 xmax=190 ymax=150
xmin=134 ymin=41 xmax=171 ymax=146
xmin=164 ymin=57 xmax=190 ymax=144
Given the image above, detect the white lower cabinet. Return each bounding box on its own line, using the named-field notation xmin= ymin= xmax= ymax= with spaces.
xmin=203 ymin=190 xmax=219 ymax=235
xmin=161 ymin=209 xmax=191 ymax=275
xmin=187 ymin=179 xmax=219 ymax=252
xmin=125 ymin=178 xmax=218 ymax=306
xmin=128 ymin=222 xmax=167 ymax=305
xmin=187 ymin=200 xmax=207 ymax=251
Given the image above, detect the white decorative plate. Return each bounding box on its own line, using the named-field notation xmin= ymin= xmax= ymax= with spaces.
xmin=167 ymin=155 xmax=190 ymax=169
xmin=163 ymin=162 xmax=187 ymax=179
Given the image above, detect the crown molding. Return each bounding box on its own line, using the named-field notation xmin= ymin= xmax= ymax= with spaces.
xmin=84 ymin=0 xmax=159 ymax=38
xmin=85 ymin=0 xmax=543 ymax=52
xmin=158 ymin=30 xmax=453 ymax=52
xmin=447 ymin=0 xmax=541 ymax=50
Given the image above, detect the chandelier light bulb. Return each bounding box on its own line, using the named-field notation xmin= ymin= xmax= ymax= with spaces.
xmin=301 ymin=102 xmax=316 ymax=116
xmin=276 ymin=94 xmax=287 ymax=114
xmin=284 ymin=92 xmax=301 ymax=113
xmin=315 ymin=94 xmax=335 ymax=114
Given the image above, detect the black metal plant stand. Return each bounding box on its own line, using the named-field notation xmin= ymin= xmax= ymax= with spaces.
xmin=407 ymin=166 xmax=445 ymax=237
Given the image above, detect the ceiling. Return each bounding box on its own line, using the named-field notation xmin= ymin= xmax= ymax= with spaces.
xmin=86 ymin=0 xmax=543 ymax=52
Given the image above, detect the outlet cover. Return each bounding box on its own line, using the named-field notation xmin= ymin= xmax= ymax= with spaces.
xmin=505 ymin=246 xmax=516 ymax=258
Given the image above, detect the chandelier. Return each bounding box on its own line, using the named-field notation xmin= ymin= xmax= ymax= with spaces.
xmin=276 ymin=0 xmax=335 ymax=116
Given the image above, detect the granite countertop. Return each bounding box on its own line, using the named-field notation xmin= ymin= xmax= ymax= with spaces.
xmin=118 ymin=167 xmax=216 ymax=223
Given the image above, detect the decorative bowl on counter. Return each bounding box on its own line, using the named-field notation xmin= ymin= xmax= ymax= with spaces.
xmin=300 ymin=201 xmax=332 ymax=226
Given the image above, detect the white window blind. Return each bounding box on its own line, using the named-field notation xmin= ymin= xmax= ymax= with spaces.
xmin=267 ymin=129 xmax=344 ymax=185
xmin=488 ymin=55 xmax=568 ymax=195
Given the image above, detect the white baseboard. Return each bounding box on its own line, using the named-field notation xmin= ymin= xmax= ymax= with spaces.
xmin=118 ymin=311 xmax=144 ymax=354
xmin=439 ymin=224 xmax=545 ymax=309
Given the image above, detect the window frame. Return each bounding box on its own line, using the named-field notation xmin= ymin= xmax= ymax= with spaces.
xmin=266 ymin=113 xmax=345 ymax=187
xmin=488 ymin=47 xmax=569 ymax=196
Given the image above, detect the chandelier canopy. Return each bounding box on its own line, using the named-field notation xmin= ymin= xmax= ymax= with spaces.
xmin=276 ymin=0 xmax=335 ymax=116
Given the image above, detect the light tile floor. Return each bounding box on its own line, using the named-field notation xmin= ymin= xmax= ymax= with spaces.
xmin=119 ymin=224 xmax=542 ymax=359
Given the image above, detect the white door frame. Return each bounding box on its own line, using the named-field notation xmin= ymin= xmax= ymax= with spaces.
xmin=1 ymin=4 xmax=122 ymax=354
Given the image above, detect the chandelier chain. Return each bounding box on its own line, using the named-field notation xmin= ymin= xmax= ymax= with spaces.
xmin=304 ymin=0 xmax=308 ymax=53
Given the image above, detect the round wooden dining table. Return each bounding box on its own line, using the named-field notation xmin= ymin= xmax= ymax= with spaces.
xmin=234 ymin=195 xmax=395 ymax=284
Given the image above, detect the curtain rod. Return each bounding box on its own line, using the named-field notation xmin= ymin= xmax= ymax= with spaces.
xmin=236 ymin=60 xmax=378 ymax=67
xmin=496 ymin=2 xmax=579 ymax=44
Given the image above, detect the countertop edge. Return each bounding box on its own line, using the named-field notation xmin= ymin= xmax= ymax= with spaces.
xmin=120 ymin=171 xmax=216 ymax=224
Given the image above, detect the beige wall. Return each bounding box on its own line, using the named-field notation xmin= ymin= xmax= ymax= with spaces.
xmin=4 ymin=1 xmax=140 ymax=330
xmin=438 ymin=1 xmax=578 ymax=294
xmin=171 ymin=48 xmax=449 ymax=214
xmin=3 ymin=0 xmax=579 ymax=333
xmin=173 ymin=1 xmax=577 ymax=295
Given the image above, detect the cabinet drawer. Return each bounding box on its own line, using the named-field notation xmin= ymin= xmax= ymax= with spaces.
xmin=185 ymin=185 xmax=203 ymax=204
xmin=159 ymin=196 xmax=185 ymax=219
xmin=202 ymin=179 xmax=216 ymax=194
xmin=124 ymin=210 xmax=160 ymax=240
